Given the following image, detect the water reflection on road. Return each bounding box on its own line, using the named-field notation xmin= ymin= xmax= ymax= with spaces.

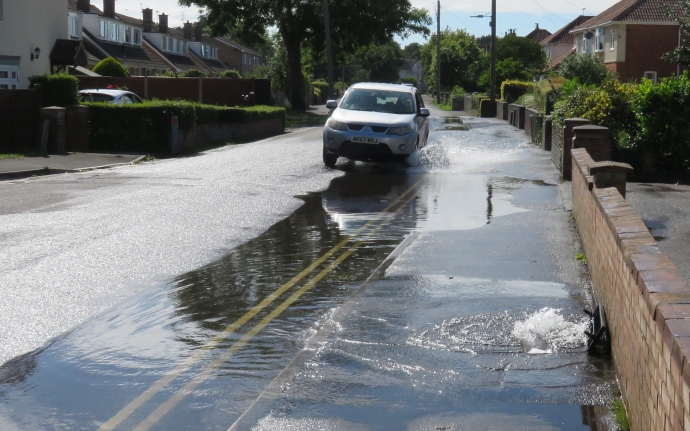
xmin=0 ymin=116 xmax=615 ymax=431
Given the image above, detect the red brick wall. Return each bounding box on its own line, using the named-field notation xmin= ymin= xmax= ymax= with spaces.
xmin=572 ymin=148 xmax=690 ymax=431
xmin=610 ymin=24 xmax=681 ymax=82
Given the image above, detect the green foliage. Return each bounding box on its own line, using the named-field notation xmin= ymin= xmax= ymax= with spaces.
xmin=217 ymin=69 xmax=242 ymax=78
xmin=451 ymin=86 xmax=465 ymax=98
xmin=84 ymin=100 xmax=285 ymax=153
xmin=28 ymin=73 xmax=79 ymax=107
xmin=501 ymin=81 xmax=533 ymax=102
xmin=660 ymin=0 xmax=690 ymax=66
xmin=92 ymin=57 xmax=130 ymax=77
xmin=496 ymin=34 xmax=546 ymax=73
xmin=559 ymin=54 xmax=608 ymax=86
xmin=468 ymin=94 xmax=488 ymax=112
xmin=403 ymin=42 xmax=422 ymax=60
xmin=246 ymin=64 xmax=270 ymax=79
xmin=181 ymin=69 xmax=207 ymax=78
xmin=351 ymin=68 xmax=370 ymax=84
xmin=631 ymin=71 xmax=690 ymax=172
xmin=575 ymin=253 xmax=587 ymax=265
xmin=359 ymin=40 xmax=404 ymax=83
xmin=612 ymin=399 xmax=630 ymax=431
xmin=401 ymin=76 xmax=418 ymax=86
xmin=421 ymin=29 xmax=485 ymax=93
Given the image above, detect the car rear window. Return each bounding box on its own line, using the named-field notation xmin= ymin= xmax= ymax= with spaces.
xmin=79 ymin=93 xmax=115 ymax=102
xmin=340 ymin=89 xmax=415 ymax=114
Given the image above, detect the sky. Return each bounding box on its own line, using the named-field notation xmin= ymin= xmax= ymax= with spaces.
xmin=109 ymin=0 xmax=622 ymax=47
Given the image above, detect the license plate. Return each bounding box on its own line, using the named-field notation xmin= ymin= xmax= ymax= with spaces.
xmin=352 ymin=136 xmax=378 ymax=144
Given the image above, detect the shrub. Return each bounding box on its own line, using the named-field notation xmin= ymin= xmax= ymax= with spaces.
xmin=451 ymin=86 xmax=465 ymax=98
xmin=632 ymin=71 xmax=690 ymax=172
xmin=217 ymin=69 xmax=242 ymax=79
xmin=559 ymin=53 xmax=607 ymax=86
xmin=181 ymin=69 xmax=207 ymax=78
xmin=501 ymin=81 xmax=533 ymax=102
xmin=84 ymin=100 xmax=286 ymax=153
xmin=28 ymin=73 xmax=79 ymax=107
xmin=93 ymin=57 xmax=130 ymax=77
xmin=401 ymin=76 xmax=418 ymax=87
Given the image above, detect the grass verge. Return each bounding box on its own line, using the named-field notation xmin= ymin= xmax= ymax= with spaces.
xmin=612 ymin=398 xmax=630 ymax=431
xmin=0 ymin=149 xmax=47 ymax=160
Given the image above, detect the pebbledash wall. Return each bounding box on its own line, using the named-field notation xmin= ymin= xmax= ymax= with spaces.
xmin=572 ymin=148 xmax=690 ymax=431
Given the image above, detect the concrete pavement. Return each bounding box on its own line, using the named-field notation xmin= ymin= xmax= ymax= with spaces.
xmin=0 ymin=153 xmax=145 ymax=180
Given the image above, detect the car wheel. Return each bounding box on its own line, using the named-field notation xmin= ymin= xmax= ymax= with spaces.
xmin=323 ymin=147 xmax=338 ymax=168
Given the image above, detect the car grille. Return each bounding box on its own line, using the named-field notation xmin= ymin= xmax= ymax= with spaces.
xmin=346 ymin=124 xmax=389 ymax=133
xmin=339 ymin=141 xmax=393 ymax=155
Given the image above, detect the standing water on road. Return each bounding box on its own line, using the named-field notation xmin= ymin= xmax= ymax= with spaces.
xmin=0 ymin=116 xmax=616 ymax=430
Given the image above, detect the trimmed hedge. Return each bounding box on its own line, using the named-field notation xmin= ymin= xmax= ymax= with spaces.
xmin=84 ymin=100 xmax=286 ymax=153
xmin=501 ymin=80 xmax=533 ymax=103
xmin=28 ymin=73 xmax=79 ymax=107
xmin=93 ymin=58 xmax=129 ymax=77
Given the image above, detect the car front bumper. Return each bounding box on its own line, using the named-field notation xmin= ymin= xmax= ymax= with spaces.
xmin=323 ymin=127 xmax=417 ymax=161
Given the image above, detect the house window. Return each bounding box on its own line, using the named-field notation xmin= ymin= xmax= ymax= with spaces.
xmin=125 ymin=27 xmax=131 ymax=43
xmin=69 ymin=16 xmax=81 ymax=38
xmin=0 ymin=66 xmax=19 ymax=89
xmin=133 ymin=29 xmax=141 ymax=44
xmin=584 ymin=32 xmax=593 ymax=53
xmin=100 ymin=20 xmax=107 ymax=38
xmin=644 ymin=71 xmax=657 ymax=83
xmin=610 ymin=29 xmax=616 ymax=50
xmin=595 ymin=28 xmax=605 ymax=51
xmin=110 ymin=23 xmax=118 ymax=41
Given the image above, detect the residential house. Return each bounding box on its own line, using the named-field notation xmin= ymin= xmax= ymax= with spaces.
xmin=70 ymin=0 xmax=170 ymax=76
xmin=183 ymin=22 xmax=227 ymax=75
xmin=0 ymin=0 xmax=67 ymax=88
xmin=399 ymin=59 xmax=422 ymax=84
xmin=215 ymin=38 xmax=263 ymax=76
xmin=525 ymin=24 xmax=552 ymax=44
xmin=541 ymin=15 xmax=594 ymax=70
xmin=570 ymin=0 xmax=682 ymax=82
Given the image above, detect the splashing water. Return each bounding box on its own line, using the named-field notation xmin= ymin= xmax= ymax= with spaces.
xmin=512 ymin=308 xmax=587 ymax=354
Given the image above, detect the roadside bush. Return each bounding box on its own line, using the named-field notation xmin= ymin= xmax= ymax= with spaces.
xmin=181 ymin=69 xmax=207 ymax=78
xmin=84 ymin=100 xmax=286 ymax=153
xmin=311 ymin=80 xmax=329 ymax=103
xmin=92 ymin=58 xmax=129 ymax=78
xmin=451 ymin=86 xmax=465 ymax=98
xmin=28 ymin=73 xmax=79 ymax=107
xmin=217 ymin=69 xmax=242 ymax=79
xmin=632 ymin=72 xmax=690 ymax=172
xmin=400 ymin=76 xmax=418 ymax=87
xmin=559 ymin=53 xmax=607 ymax=86
xmin=501 ymin=80 xmax=533 ymax=103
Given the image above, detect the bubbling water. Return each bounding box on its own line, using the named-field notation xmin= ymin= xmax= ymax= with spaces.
xmin=512 ymin=308 xmax=587 ymax=354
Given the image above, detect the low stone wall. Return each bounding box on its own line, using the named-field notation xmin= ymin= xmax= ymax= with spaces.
xmin=507 ymin=104 xmax=525 ymax=129
xmin=572 ymin=148 xmax=690 ymax=431
xmin=180 ymin=117 xmax=284 ymax=150
xmin=525 ymin=108 xmax=542 ymax=145
xmin=496 ymin=101 xmax=507 ymax=120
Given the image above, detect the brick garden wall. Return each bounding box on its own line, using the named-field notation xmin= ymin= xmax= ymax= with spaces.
xmin=572 ymin=148 xmax=690 ymax=431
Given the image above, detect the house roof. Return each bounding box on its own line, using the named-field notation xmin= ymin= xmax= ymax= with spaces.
xmin=541 ymin=15 xmax=595 ymax=45
xmin=525 ymin=25 xmax=552 ymax=43
xmin=548 ymin=46 xmax=576 ymax=70
xmin=68 ymin=0 xmax=101 ymax=14
xmin=401 ymin=59 xmax=416 ymax=71
xmin=49 ymin=39 xmax=89 ymax=67
xmin=215 ymin=37 xmax=262 ymax=57
xmin=572 ymin=0 xmax=680 ymax=31
xmin=82 ymin=28 xmax=169 ymax=71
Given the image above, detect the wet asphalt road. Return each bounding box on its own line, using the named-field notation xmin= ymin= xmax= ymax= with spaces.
xmin=0 ymin=112 xmax=616 ymax=430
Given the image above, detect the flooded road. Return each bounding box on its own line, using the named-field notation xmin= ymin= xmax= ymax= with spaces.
xmin=0 ymin=116 xmax=616 ymax=430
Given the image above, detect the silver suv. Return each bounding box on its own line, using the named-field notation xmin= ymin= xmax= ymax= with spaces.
xmin=322 ymin=83 xmax=430 ymax=167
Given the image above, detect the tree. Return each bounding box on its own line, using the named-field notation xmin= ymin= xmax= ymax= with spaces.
xmin=92 ymin=57 xmax=129 ymax=77
xmin=359 ymin=40 xmax=404 ymax=82
xmin=420 ymin=29 xmax=486 ymax=92
xmin=559 ymin=53 xmax=608 ymax=86
xmin=403 ymin=42 xmax=421 ymax=60
xmin=479 ymin=58 xmax=531 ymax=90
xmin=662 ymin=0 xmax=690 ymax=65
xmin=495 ymin=34 xmax=546 ymax=73
xmin=181 ymin=0 xmax=431 ymax=110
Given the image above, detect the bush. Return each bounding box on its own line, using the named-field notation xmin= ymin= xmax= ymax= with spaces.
xmin=559 ymin=53 xmax=608 ymax=86
xmin=217 ymin=69 xmax=242 ymax=79
xmin=451 ymin=86 xmax=465 ymax=98
xmin=93 ymin=58 xmax=129 ymax=77
xmin=632 ymin=72 xmax=690 ymax=173
xmin=28 ymin=73 xmax=79 ymax=107
xmin=181 ymin=69 xmax=207 ymax=78
xmin=84 ymin=100 xmax=286 ymax=153
xmin=400 ymin=76 xmax=417 ymax=87
xmin=501 ymin=80 xmax=533 ymax=103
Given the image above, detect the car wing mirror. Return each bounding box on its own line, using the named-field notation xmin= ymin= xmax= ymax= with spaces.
xmin=419 ymin=108 xmax=430 ymax=117
xmin=326 ymin=100 xmax=338 ymax=110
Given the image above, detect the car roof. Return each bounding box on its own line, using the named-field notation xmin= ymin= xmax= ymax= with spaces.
xmin=78 ymin=89 xmax=132 ymax=96
xmin=349 ymin=82 xmax=415 ymax=93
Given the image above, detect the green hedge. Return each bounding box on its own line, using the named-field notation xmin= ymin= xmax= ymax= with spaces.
xmin=84 ymin=100 xmax=286 ymax=153
xmin=501 ymin=80 xmax=533 ymax=103
xmin=28 ymin=73 xmax=79 ymax=107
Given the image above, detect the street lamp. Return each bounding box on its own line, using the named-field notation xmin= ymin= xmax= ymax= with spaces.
xmin=471 ymin=0 xmax=496 ymax=116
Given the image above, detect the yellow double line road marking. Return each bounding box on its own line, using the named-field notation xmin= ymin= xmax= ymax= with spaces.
xmin=99 ymin=179 xmax=423 ymax=431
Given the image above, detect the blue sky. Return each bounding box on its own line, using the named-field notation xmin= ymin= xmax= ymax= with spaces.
xmin=112 ymin=0 xmax=622 ymax=48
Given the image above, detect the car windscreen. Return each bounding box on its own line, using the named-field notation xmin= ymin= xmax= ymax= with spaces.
xmin=79 ymin=93 xmax=115 ymax=103
xmin=340 ymin=89 xmax=415 ymax=114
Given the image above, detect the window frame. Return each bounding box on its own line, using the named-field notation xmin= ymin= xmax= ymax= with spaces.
xmin=610 ymin=28 xmax=616 ymax=51
xmin=99 ymin=20 xmax=107 ymax=39
xmin=110 ymin=23 xmax=118 ymax=41
xmin=644 ymin=71 xmax=658 ymax=83
xmin=595 ymin=28 xmax=605 ymax=52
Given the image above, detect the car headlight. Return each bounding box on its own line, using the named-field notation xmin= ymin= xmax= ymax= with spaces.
xmin=327 ymin=118 xmax=348 ymax=131
xmin=387 ymin=124 xmax=413 ymax=136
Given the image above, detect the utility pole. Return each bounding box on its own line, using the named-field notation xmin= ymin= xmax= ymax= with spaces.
xmin=436 ymin=0 xmax=441 ymax=103
xmin=323 ymin=0 xmax=334 ymax=100
xmin=490 ymin=0 xmax=496 ymax=116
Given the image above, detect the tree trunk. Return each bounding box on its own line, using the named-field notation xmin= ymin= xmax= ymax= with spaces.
xmin=282 ymin=32 xmax=306 ymax=111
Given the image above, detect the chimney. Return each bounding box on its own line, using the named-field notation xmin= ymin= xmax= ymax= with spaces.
xmin=77 ymin=0 xmax=90 ymax=13
xmin=159 ymin=13 xmax=168 ymax=34
xmin=194 ymin=22 xmax=202 ymax=41
xmin=103 ymin=0 xmax=115 ymax=18
xmin=142 ymin=8 xmax=153 ymax=32
xmin=183 ymin=21 xmax=193 ymax=40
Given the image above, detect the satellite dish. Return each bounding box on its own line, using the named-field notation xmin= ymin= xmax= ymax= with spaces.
xmin=584 ymin=31 xmax=593 ymax=40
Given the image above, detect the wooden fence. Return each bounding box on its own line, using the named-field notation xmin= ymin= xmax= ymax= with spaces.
xmin=0 ymin=90 xmax=41 ymax=153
